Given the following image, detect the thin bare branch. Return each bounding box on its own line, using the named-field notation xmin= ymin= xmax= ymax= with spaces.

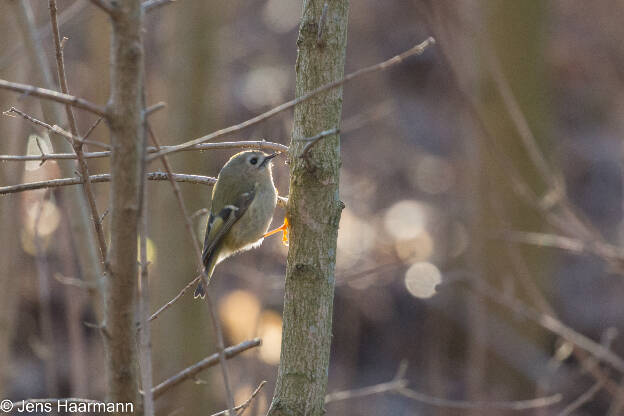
xmin=470 ymin=280 xmax=624 ymax=373
xmin=148 ymin=276 xmax=200 ymax=323
xmin=145 ymin=121 xmax=236 ymax=413
xmin=558 ymin=381 xmax=603 ymax=416
xmin=502 ymin=230 xmax=624 ymax=263
xmin=298 ymin=128 xmax=339 ymax=161
xmin=147 ymin=37 xmax=435 ymax=162
xmin=49 ymin=0 xmax=108 ymax=261
xmin=151 ymin=338 xmax=261 ymax=399
xmin=146 ymin=123 xmax=203 ymax=266
xmin=209 ymin=381 xmax=267 ymax=416
xmin=82 ymin=117 xmax=103 ymax=140
xmin=397 ymin=387 xmax=561 ymax=411
xmin=4 ymin=107 xmax=109 ymax=150
xmin=564 ymin=328 xmax=618 ymax=414
xmin=0 ymin=172 xmax=216 ymax=195
xmin=144 ymin=101 xmax=167 ymax=116
xmin=0 ymin=140 xmax=288 ymax=162
xmin=325 ymin=380 xmax=406 ymax=403
xmin=0 ymin=79 xmax=106 ymax=116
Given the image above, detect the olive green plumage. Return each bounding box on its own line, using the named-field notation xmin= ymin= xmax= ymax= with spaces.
xmin=194 ymin=150 xmax=278 ymax=298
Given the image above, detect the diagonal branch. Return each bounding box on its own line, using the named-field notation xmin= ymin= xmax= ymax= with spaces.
xmin=49 ymin=0 xmax=107 ymax=261
xmin=144 ymin=121 xmax=236 ymax=412
xmin=4 ymin=106 xmax=109 ymax=150
xmin=147 ymin=37 xmax=435 ymax=162
xmin=151 ymin=338 xmax=261 ymax=399
xmin=397 ymin=387 xmax=561 ymax=411
xmin=209 ymin=381 xmax=266 ymax=416
xmin=0 ymin=79 xmax=106 ymax=116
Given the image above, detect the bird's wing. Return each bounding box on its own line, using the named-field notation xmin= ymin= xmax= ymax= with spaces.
xmin=202 ymin=190 xmax=255 ymax=269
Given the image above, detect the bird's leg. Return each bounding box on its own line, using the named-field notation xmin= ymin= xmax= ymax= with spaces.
xmin=263 ymin=217 xmax=289 ymax=246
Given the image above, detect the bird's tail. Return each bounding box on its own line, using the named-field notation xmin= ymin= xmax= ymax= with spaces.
xmin=193 ymin=250 xmax=218 ymax=299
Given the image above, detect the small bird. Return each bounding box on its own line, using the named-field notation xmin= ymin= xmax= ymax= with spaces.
xmin=194 ymin=150 xmax=279 ymax=298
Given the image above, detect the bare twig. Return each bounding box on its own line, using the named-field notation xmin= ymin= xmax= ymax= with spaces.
xmin=557 ymin=382 xmax=603 ymax=416
xmin=11 ymin=0 xmax=106 ymax=326
xmin=397 ymin=387 xmax=561 ymax=411
xmin=144 ymin=120 xmax=242 ymax=415
xmin=424 ymin=10 xmax=623 ymax=395
xmin=82 ymin=117 xmax=103 ymax=141
xmin=501 ymin=230 xmax=624 ymax=263
xmin=0 ymin=79 xmax=106 ymax=116
xmin=0 ymin=140 xmax=288 ymax=162
xmin=209 ymin=381 xmax=267 ymax=416
xmin=298 ymin=128 xmax=339 ymax=161
xmin=151 ymin=338 xmax=262 ymax=399
xmin=143 ymin=101 xmax=167 ymax=116
xmin=146 ymin=123 xmax=203 ymax=267
xmin=147 ymin=37 xmax=435 ymax=162
xmin=49 ymin=0 xmax=108 ymax=262
xmin=556 ymin=326 xmax=614 ymax=416
xmin=0 ymin=172 xmax=216 ymax=195
xmin=325 ymin=360 xmax=407 ymax=403
xmin=325 ymin=379 xmax=406 ymax=403
xmin=148 ymin=276 xmax=200 ymax=323
xmin=469 ymin=280 xmax=624 ymax=373
xmin=4 ymin=107 xmax=109 ymax=150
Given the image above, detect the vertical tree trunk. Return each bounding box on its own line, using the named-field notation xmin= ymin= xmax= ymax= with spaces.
xmin=105 ymin=2 xmax=144 ymax=412
xmin=267 ymin=1 xmax=348 ymax=415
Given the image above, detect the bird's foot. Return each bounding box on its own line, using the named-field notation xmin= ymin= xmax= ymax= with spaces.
xmin=263 ymin=217 xmax=289 ymax=246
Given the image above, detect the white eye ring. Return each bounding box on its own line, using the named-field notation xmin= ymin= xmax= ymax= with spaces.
xmin=249 ymin=156 xmax=258 ymax=165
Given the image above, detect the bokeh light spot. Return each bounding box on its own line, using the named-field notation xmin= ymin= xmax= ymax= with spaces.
xmin=404 ymin=262 xmax=441 ymax=299
xmin=24 ymin=200 xmax=61 ymax=238
xmin=384 ymin=200 xmax=429 ymax=240
xmin=218 ymin=290 xmax=261 ymax=343
xmin=262 ymin=0 xmax=301 ymax=33
xmin=395 ymin=231 xmax=434 ymax=263
xmin=258 ymin=310 xmax=282 ymax=365
xmin=241 ymin=66 xmax=290 ymax=110
xmin=413 ymin=154 xmax=455 ymax=195
xmin=337 ymin=209 xmax=376 ymax=270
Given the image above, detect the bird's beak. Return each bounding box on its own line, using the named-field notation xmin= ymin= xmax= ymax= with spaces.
xmin=260 ymin=152 xmax=279 ymax=167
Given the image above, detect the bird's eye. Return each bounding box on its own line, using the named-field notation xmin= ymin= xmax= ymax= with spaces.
xmin=249 ymin=157 xmax=258 ymax=165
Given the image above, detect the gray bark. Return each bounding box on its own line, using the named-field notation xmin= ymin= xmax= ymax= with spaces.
xmin=104 ymin=1 xmax=144 ymax=412
xmin=267 ymin=1 xmax=348 ymax=415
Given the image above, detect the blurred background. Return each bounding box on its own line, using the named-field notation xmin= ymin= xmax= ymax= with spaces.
xmin=1 ymin=0 xmax=624 ymax=415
